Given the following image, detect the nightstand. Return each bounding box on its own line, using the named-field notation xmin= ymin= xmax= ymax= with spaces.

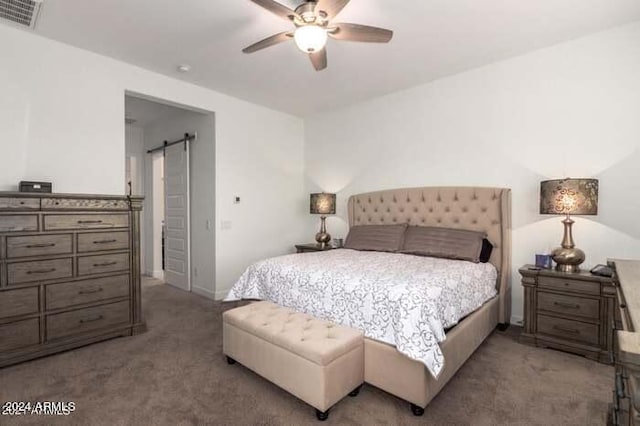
xmin=520 ymin=265 xmax=615 ymax=363
xmin=295 ymin=243 xmax=335 ymax=253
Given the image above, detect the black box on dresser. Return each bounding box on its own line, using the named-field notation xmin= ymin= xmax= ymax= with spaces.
xmin=0 ymin=192 xmax=144 ymax=367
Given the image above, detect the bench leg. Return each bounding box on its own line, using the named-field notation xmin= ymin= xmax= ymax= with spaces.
xmin=349 ymin=385 xmax=362 ymax=397
xmin=316 ymin=409 xmax=329 ymax=421
xmin=411 ymin=403 xmax=425 ymax=416
xmin=226 ymin=356 xmax=236 ymax=365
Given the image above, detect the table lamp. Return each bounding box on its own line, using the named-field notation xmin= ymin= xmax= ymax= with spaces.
xmin=310 ymin=193 xmax=336 ymax=247
xmin=539 ymin=178 xmax=599 ymax=273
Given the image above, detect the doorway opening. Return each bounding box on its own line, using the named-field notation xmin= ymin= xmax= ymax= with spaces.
xmin=124 ymin=93 xmax=216 ymax=297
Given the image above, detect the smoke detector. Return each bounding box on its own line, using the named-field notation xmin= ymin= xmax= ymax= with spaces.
xmin=0 ymin=0 xmax=44 ymax=28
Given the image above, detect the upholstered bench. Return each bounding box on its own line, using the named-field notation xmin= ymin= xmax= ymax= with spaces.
xmin=223 ymin=301 xmax=364 ymax=421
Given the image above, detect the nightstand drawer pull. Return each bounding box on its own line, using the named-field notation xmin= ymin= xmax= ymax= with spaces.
xmin=78 ymin=220 xmax=103 ymax=224
xmin=93 ymin=261 xmax=117 ymax=267
xmin=26 ymin=268 xmax=56 ymax=275
xmin=93 ymin=239 xmax=117 ymax=244
xmin=78 ymin=287 xmax=104 ymax=295
xmin=552 ymin=325 xmax=580 ymax=335
xmin=615 ymin=372 xmax=627 ymax=400
xmin=553 ymin=301 xmax=580 ymax=309
xmin=26 ymin=243 xmax=56 ymax=249
xmin=79 ymin=315 xmax=103 ymax=324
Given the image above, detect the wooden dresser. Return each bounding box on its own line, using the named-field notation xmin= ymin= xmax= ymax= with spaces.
xmin=520 ymin=265 xmax=615 ymax=363
xmin=0 ymin=192 xmax=144 ymax=367
xmin=610 ymin=259 xmax=640 ymax=425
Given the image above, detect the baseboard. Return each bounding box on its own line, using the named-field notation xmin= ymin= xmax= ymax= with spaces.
xmin=215 ymin=288 xmax=229 ymax=300
xmin=511 ymin=315 xmax=524 ymax=327
xmin=192 ymin=284 xmax=216 ymax=300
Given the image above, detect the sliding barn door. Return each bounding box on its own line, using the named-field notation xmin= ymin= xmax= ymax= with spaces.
xmin=163 ymin=143 xmax=190 ymax=291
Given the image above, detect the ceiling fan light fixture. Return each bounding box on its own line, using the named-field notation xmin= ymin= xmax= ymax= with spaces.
xmin=294 ymin=25 xmax=327 ymax=53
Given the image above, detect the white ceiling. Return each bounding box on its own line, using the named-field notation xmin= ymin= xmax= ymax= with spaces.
xmin=24 ymin=0 xmax=640 ymax=116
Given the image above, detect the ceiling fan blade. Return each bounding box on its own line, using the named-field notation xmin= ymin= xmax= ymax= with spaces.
xmin=309 ymin=49 xmax=327 ymax=71
xmin=314 ymin=0 xmax=350 ymax=20
xmin=242 ymin=31 xmax=293 ymax=54
xmin=329 ymin=23 xmax=393 ymax=43
xmin=249 ymin=0 xmax=298 ymax=21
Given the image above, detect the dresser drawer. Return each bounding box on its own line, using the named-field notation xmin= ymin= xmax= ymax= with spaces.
xmin=537 ymin=315 xmax=599 ymax=346
xmin=0 ymin=215 xmax=39 ymax=233
xmin=43 ymin=214 xmax=129 ymax=231
xmin=538 ymin=276 xmax=600 ymax=296
xmin=538 ymin=291 xmax=600 ymax=320
xmin=0 ymin=287 xmax=39 ymax=319
xmin=6 ymin=234 xmax=73 ymax=258
xmin=77 ymin=253 xmax=129 ymax=276
xmin=46 ymin=301 xmax=130 ymax=341
xmin=0 ymin=198 xmax=40 ymax=210
xmin=7 ymin=258 xmax=73 ymax=285
xmin=0 ymin=319 xmax=40 ymax=352
xmin=77 ymin=231 xmax=129 ymax=253
xmin=46 ymin=275 xmax=130 ymax=310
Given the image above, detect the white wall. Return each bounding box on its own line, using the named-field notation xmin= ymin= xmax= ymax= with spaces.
xmin=142 ymin=109 xmax=217 ymax=299
xmin=0 ymin=24 xmax=306 ymax=297
xmin=304 ymin=22 xmax=640 ymax=323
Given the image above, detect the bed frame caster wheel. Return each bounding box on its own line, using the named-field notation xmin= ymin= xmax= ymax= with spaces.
xmin=411 ymin=403 xmax=425 ymax=416
xmin=349 ymin=385 xmax=362 ymax=397
xmin=226 ymin=356 xmax=236 ymax=365
xmin=316 ymin=409 xmax=329 ymax=421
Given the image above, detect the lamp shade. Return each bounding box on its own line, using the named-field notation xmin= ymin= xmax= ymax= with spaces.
xmin=540 ymin=178 xmax=599 ymax=216
xmin=310 ymin=193 xmax=336 ymax=215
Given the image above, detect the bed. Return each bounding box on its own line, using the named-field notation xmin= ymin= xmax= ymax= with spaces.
xmin=226 ymin=186 xmax=511 ymax=414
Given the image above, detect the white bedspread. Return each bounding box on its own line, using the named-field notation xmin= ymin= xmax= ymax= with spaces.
xmin=225 ymin=249 xmax=497 ymax=378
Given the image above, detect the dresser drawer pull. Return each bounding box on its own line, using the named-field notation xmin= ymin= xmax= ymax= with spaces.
xmin=93 ymin=239 xmax=117 ymax=244
xmin=26 ymin=268 xmax=56 ymax=275
xmin=93 ymin=261 xmax=118 ymax=267
xmin=79 ymin=315 xmax=104 ymax=324
xmin=26 ymin=243 xmax=56 ymax=249
xmin=552 ymin=325 xmax=580 ymax=335
xmin=78 ymin=287 xmax=104 ymax=295
xmin=616 ymin=372 xmax=627 ymax=400
xmin=553 ymin=301 xmax=580 ymax=310
xmin=77 ymin=220 xmax=103 ymax=224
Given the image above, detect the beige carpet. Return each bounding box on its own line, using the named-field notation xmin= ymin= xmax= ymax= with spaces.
xmin=1 ymin=279 xmax=613 ymax=425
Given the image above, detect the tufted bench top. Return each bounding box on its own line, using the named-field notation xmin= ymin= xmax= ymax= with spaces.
xmin=223 ymin=301 xmax=363 ymax=366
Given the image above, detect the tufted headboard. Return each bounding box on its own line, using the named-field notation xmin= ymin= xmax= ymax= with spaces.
xmin=347 ymin=186 xmax=512 ymax=324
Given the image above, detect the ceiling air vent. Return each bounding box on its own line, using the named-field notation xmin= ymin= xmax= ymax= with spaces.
xmin=0 ymin=0 xmax=43 ymax=28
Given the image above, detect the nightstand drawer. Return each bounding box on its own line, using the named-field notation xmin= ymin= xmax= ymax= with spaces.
xmin=537 ymin=315 xmax=599 ymax=346
xmin=538 ymin=292 xmax=599 ymax=320
xmin=538 ymin=276 xmax=600 ymax=296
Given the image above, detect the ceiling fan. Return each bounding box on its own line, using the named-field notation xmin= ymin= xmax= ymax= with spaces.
xmin=243 ymin=0 xmax=393 ymax=71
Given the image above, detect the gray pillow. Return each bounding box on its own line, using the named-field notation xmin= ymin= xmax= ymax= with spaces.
xmin=344 ymin=224 xmax=408 ymax=252
xmin=400 ymin=226 xmax=487 ymax=263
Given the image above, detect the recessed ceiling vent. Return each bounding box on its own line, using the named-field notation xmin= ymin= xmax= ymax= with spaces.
xmin=0 ymin=0 xmax=43 ymax=28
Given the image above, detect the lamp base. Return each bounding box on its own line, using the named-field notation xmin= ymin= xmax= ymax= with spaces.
xmin=315 ymin=216 xmax=331 ymax=247
xmin=551 ymin=246 xmax=585 ymax=273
